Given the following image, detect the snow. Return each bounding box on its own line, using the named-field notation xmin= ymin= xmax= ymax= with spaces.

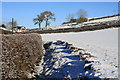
xmin=39 ymin=28 xmax=118 ymax=79
xmin=47 ymin=16 xmax=119 ymax=30
xmin=0 ymin=27 xmax=13 ymax=32
xmin=48 ymin=25 xmax=72 ymax=30
xmin=0 ymin=27 xmax=8 ymax=30
xmin=41 ymin=28 xmax=118 ymax=49
xmin=38 ymin=41 xmax=101 ymax=79
xmin=86 ymin=16 xmax=119 ymax=23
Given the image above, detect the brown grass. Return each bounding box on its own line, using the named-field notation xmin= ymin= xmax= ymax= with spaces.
xmin=2 ymin=33 xmax=43 ymax=79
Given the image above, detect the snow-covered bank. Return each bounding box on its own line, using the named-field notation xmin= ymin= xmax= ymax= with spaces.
xmin=47 ymin=15 xmax=119 ymax=30
xmin=86 ymin=16 xmax=119 ymax=24
xmin=38 ymin=41 xmax=104 ymax=79
xmin=41 ymin=28 xmax=118 ymax=49
xmin=41 ymin=28 xmax=118 ymax=79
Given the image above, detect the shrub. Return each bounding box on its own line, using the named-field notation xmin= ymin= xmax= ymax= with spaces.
xmin=76 ymin=18 xmax=88 ymax=23
xmin=2 ymin=33 xmax=43 ymax=79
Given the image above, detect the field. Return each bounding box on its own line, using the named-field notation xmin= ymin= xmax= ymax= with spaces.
xmin=39 ymin=28 xmax=118 ymax=79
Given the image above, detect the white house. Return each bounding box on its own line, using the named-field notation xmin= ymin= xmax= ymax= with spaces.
xmin=14 ymin=25 xmax=26 ymax=32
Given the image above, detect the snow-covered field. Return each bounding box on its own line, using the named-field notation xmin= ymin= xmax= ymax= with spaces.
xmin=39 ymin=28 xmax=118 ymax=79
xmin=86 ymin=16 xmax=119 ymax=23
xmin=41 ymin=28 xmax=118 ymax=49
xmin=47 ymin=16 xmax=119 ymax=30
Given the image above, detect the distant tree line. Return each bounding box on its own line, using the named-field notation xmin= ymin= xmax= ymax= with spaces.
xmin=2 ymin=9 xmax=119 ymax=31
xmin=63 ymin=9 xmax=88 ymax=24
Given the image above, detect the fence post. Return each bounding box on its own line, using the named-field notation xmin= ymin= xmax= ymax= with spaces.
xmin=12 ymin=18 xmax=14 ymax=33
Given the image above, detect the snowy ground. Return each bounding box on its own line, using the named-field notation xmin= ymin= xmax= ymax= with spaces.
xmin=37 ymin=41 xmax=104 ymax=79
xmin=39 ymin=28 xmax=118 ymax=79
xmin=86 ymin=16 xmax=119 ymax=24
xmin=41 ymin=28 xmax=118 ymax=50
xmin=47 ymin=16 xmax=119 ymax=30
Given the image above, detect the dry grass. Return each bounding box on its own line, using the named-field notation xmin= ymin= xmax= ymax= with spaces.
xmin=2 ymin=33 xmax=43 ymax=79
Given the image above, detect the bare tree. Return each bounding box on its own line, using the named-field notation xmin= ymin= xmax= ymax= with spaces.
xmin=66 ymin=14 xmax=74 ymax=22
xmin=42 ymin=11 xmax=56 ymax=28
xmin=33 ymin=13 xmax=44 ymax=29
xmin=77 ymin=9 xmax=88 ymax=19
xmin=7 ymin=19 xmax=17 ymax=30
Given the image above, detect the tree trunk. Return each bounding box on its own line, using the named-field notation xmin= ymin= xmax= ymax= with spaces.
xmin=12 ymin=18 xmax=14 ymax=33
xmin=45 ymin=19 xmax=48 ymax=29
xmin=38 ymin=22 xmax=41 ymax=29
